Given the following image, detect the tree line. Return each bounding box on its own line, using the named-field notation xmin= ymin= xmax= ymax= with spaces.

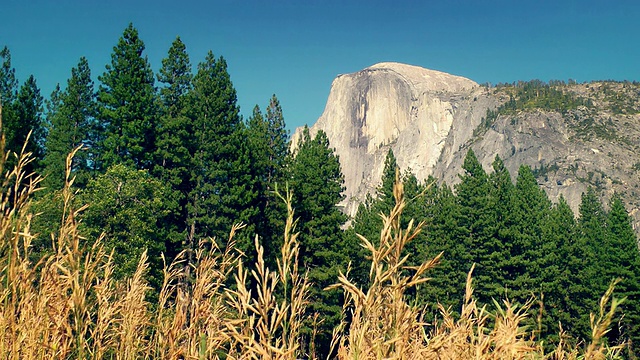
xmin=1 ymin=23 xmax=640 ymax=357
xmin=1 ymin=23 xmax=348 ymax=356
xmin=349 ymin=149 xmax=640 ymax=355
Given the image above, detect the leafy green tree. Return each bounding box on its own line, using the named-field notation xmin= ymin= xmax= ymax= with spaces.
xmin=96 ymin=23 xmax=158 ymax=171
xmin=79 ymin=164 xmax=170 ymax=291
xmin=43 ymin=57 xmax=96 ymax=190
xmin=289 ymin=127 xmax=348 ymax=357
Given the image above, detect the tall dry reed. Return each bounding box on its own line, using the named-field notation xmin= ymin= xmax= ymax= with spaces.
xmin=0 ymin=105 xmax=628 ymax=359
xmin=330 ymin=171 xmax=627 ymax=360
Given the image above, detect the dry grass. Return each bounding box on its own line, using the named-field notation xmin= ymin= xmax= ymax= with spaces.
xmin=329 ymin=173 xmax=626 ymax=360
xmin=0 ymin=106 xmax=629 ymax=359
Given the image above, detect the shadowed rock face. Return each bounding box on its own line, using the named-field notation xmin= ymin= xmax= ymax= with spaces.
xmin=294 ymin=62 xmax=640 ymax=229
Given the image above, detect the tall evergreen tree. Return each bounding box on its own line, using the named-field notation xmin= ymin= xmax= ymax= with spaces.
xmin=455 ymin=149 xmax=505 ymax=305
xmin=289 ymin=127 xmax=347 ymax=357
xmin=245 ymin=100 xmax=290 ymax=266
xmin=264 ymin=94 xmax=289 ymax=185
xmin=573 ymin=187 xmax=609 ymax=339
xmin=9 ymin=75 xmax=44 ymax=169
xmin=541 ymin=197 xmax=579 ymax=340
xmin=185 ymin=51 xmax=246 ymax=247
xmin=378 ymin=148 xmax=399 ymax=210
xmin=604 ymin=194 xmax=640 ymax=352
xmin=0 ymin=46 xmax=17 ymax=107
xmin=96 ymin=23 xmax=158 ymax=171
xmin=43 ymin=57 xmax=96 ymax=189
xmin=507 ymin=165 xmax=551 ymax=301
xmin=347 ymin=149 xmax=402 ymax=288
xmin=422 ymin=182 xmax=470 ymax=317
xmin=154 ymin=36 xmax=194 ymax=260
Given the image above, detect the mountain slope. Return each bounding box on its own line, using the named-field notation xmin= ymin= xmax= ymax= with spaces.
xmin=294 ymin=63 xmax=640 ymax=227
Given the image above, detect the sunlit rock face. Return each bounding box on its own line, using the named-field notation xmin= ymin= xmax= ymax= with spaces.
xmin=293 ymin=62 xmax=483 ymax=215
xmin=294 ymin=63 xmax=640 ymax=230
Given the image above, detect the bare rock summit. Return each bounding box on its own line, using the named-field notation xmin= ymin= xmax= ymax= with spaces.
xmin=293 ymin=62 xmax=484 ymax=215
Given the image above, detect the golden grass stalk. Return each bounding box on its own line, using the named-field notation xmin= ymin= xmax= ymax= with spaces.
xmin=0 ymin=108 xmax=628 ymax=359
xmin=329 ymin=172 xmax=443 ymax=359
xmin=224 ymin=185 xmax=310 ymax=360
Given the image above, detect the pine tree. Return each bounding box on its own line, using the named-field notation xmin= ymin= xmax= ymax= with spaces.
xmin=541 ymin=197 xmax=579 ymax=340
xmin=245 ymin=100 xmax=290 ymax=267
xmin=96 ymin=23 xmax=158 ymax=171
xmin=347 ymin=149 xmax=401 ymax=289
xmin=0 ymin=46 xmax=17 ymax=107
xmin=43 ymin=57 xmax=96 ymax=189
xmin=185 ymin=51 xmax=246 ymax=247
xmin=378 ymin=148 xmax=398 ymax=210
xmin=574 ymin=187 xmax=609 ymax=339
xmin=289 ymin=127 xmax=347 ymax=357
xmin=264 ymin=94 xmax=289 ymax=185
xmin=455 ymin=149 xmax=505 ymax=304
xmin=422 ymin=182 xmax=470 ymax=317
xmin=604 ymin=194 xmax=640 ymax=352
xmin=154 ymin=36 xmax=194 ymax=260
xmin=507 ymin=165 xmax=551 ymax=301
xmin=9 ymin=75 xmax=44 ymax=170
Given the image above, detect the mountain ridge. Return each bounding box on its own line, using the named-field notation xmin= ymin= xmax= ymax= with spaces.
xmin=293 ymin=62 xmax=640 ymax=227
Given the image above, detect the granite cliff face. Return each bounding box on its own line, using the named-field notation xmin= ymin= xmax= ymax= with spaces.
xmin=292 ymin=62 xmax=487 ymax=215
xmin=293 ymin=63 xmax=640 ymax=225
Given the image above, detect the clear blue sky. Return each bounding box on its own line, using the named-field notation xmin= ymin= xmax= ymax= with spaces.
xmin=2 ymin=0 xmax=639 ymax=131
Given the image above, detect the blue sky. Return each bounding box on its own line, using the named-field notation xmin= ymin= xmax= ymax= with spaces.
xmin=1 ymin=0 xmax=639 ymax=131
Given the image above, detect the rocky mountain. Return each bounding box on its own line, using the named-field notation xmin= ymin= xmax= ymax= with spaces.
xmin=293 ymin=62 xmax=640 ymax=226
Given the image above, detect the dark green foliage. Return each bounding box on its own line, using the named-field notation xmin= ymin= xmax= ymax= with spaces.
xmin=154 ymin=36 xmax=194 ymax=260
xmin=8 ymin=75 xmax=45 ymax=171
xmin=540 ymin=197 xmax=580 ymax=341
xmin=573 ymin=188 xmax=615 ymax=340
xmin=96 ymin=23 xmax=158 ymax=171
xmin=604 ymin=194 xmax=640 ymax=352
xmin=245 ymin=97 xmax=289 ymax=268
xmin=79 ymin=164 xmax=170 ymax=291
xmin=185 ymin=51 xmax=247 ymax=246
xmin=506 ymin=165 xmax=551 ymax=301
xmin=495 ymin=79 xmax=591 ymax=114
xmin=480 ymin=80 xmax=592 ymax=134
xmin=289 ymin=127 xmax=347 ymax=357
xmin=0 ymin=46 xmax=17 ymax=106
xmin=455 ymin=150 xmax=507 ymax=304
xmin=421 ymin=182 xmax=470 ymax=316
xmin=43 ymin=57 xmax=97 ymax=190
